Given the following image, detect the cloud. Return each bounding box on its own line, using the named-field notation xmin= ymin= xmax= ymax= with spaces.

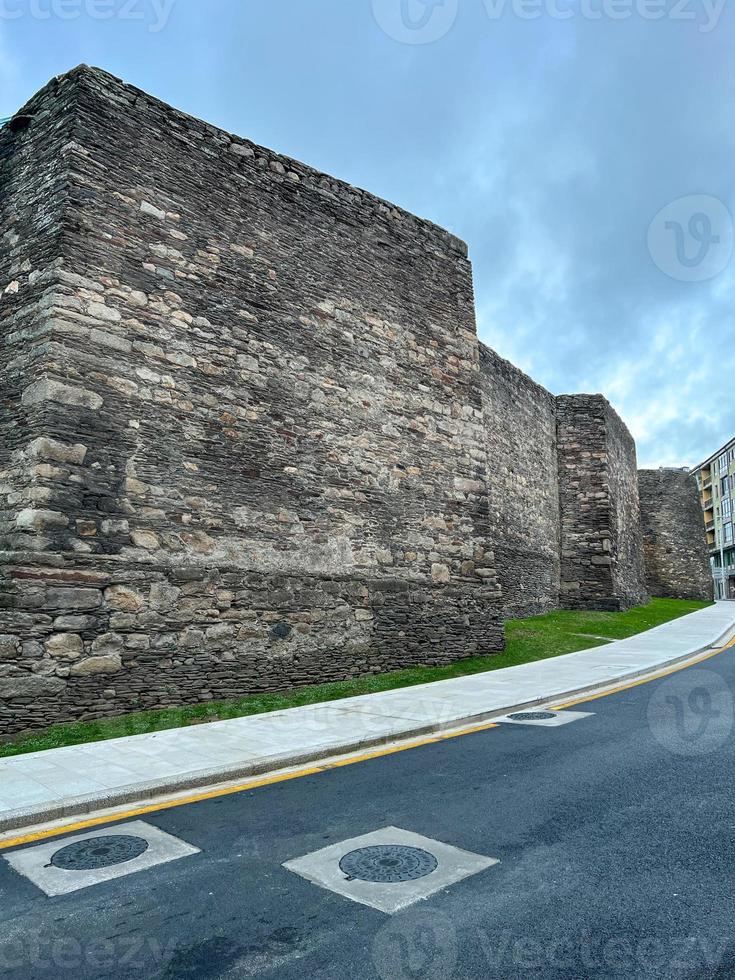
xmin=430 ymin=12 xmax=735 ymax=468
xmin=4 ymin=3 xmax=733 ymax=470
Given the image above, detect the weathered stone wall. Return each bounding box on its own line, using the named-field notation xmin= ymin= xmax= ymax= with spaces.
xmin=556 ymin=395 xmax=648 ymax=610
xmin=638 ymin=469 xmax=713 ymax=601
xmin=605 ymin=403 xmax=648 ymax=607
xmin=0 ymin=76 xmax=77 ymax=555
xmin=0 ymin=66 xmax=684 ymax=735
xmin=480 ymin=346 xmax=560 ymax=618
xmin=0 ymin=66 xmax=502 ymax=734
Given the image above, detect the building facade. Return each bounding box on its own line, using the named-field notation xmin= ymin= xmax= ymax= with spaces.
xmin=694 ymin=439 xmax=735 ymax=599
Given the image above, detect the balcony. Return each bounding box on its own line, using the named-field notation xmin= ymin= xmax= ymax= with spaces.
xmin=706 ymin=520 xmax=715 ymax=531
xmin=702 ymin=498 xmax=713 ymax=511
xmin=703 ymin=479 xmax=713 ymax=490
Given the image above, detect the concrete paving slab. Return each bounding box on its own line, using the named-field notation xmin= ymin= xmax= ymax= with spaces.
xmin=493 ymin=710 xmax=594 ymax=727
xmin=3 ymin=820 xmax=199 ymax=896
xmin=282 ymin=825 xmax=499 ymax=914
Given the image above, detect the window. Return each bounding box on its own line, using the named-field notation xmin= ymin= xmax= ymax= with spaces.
xmin=726 ymin=523 xmax=733 ymax=545
xmin=724 ymin=498 xmax=732 ymax=519
xmin=720 ymin=453 xmax=729 ymax=473
xmin=723 ymin=478 xmax=729 ymax=497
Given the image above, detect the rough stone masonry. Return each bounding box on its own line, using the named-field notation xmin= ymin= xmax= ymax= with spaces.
xmin=638 ymin=469 xmax=713 ymax=602
xmin=0 ymin=67 xmax=708 ymax=733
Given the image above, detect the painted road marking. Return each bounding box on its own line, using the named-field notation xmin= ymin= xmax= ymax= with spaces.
xmin=552 ymin=634 xmax=735 ymax=710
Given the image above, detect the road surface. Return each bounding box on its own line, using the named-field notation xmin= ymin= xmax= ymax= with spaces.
xmin=1 ymin=648 xmax=734 ymax=979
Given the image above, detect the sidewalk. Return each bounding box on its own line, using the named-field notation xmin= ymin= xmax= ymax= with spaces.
xmin=2 ymin=602 xmax=735 ymax=832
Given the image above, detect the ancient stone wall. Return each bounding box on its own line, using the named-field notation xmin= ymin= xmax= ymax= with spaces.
xmin=479 ymin=346 xmax=560 ymax=618
xmin=605 ymin=403 xmax=648 ymax=607
xmin=556 ymin=395 xmax=648 ymax=610
xmin=0 ymin=66 xmax=502 ymax=734
xmin=638 ymin=469 xmax=713 ymax=601
xmin=0 ymin=66 xmax=683 ymax=735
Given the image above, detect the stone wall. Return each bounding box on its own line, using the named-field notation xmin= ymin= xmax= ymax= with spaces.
xmin=638 ymin=469 xmax=713 ymax=601
xmin=556 ymin=395 xmax=648 ymax=610
xmin=0 ymin=66 xmax=683 ymax=735
xmin=480 ymin=346 xmax=560 ymax=618
xmin=0 ymin=66 xmax=503 ymax=734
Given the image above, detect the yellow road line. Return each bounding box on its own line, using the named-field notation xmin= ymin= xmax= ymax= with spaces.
xmin=1 ymin=635 xmax=733 ymax=851
xmin=0 ymin=767 xmax=326 ymax=850
xmin=437 ymin=721 xmax=500 ymax=739
xmin=552 ymin=634 xmax=735 ymax=710
xmin=0 ymin=724 xmax=494 ymax=850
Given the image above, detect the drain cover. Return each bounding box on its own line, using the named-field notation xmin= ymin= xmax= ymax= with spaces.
xmin=508 ymin=711 xmax=559 ymax=721
xmin=339 ymin=845 xmax=438 ymax=883
xmin=50 ymin=835 xmax=149 ymax=871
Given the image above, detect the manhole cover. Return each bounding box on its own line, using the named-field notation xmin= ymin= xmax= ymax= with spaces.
xmin=50 ymin=835 xmax=149 ymax=871
xmin=508 ymin=711 xmax=558 ymax=721
xmin=339 ymin=845 xmax=438 ymax=883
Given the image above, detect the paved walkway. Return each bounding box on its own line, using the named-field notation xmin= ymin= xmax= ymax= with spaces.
xmin=2 ymin=602 xmax=735 ymax=831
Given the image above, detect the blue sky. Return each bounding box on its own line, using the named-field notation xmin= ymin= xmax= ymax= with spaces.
xmin=1 ymin=0 xmax=733 ymax=467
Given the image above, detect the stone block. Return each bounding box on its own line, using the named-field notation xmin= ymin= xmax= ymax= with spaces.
xmin=45 ymin=633 xmax=83 ymax=660
xmin=22 ymin=378 xmax=103 ymax=410
xmin=104 ymin=585 xmax=145 ymax=612
xmin=27 ymin=437 xmax=87 ymax=466
xmin=15 ymin=509 xmax=69 ymax=531
xmin=69 ymin=654 xmax=122 ymax=676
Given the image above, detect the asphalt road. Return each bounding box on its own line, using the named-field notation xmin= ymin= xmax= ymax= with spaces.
xmin=1 ymin=648 xmax=735 ymax=980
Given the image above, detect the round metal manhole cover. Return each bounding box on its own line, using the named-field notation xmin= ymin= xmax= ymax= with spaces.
xmin=50 ymin=835 xmax=149 ymax=871
xmin=508 ymin=711 xmax=558 ymax=721
xmin=339 ymin=845 xmax=438 ymax=883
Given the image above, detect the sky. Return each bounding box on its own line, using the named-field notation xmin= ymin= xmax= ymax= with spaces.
xmin=1 ymin=0 xmax=733 ymax=468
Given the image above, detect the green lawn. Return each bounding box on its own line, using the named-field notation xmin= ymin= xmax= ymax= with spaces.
xmin=0 ymin=597 xmax=710 ymax=759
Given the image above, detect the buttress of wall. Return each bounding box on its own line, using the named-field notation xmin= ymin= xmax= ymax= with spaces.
xmin=479 ymin=345 xmax=560 ymax=617
xmin=638 ymin=469 xmax=713 ymax=601
xmin=604 ymin=403 xmax=647 ymax=607
xmin=556 ymin=394 xmax=647 ymax=611
xmin=0 ymin=77 xmax=83 ymax=553
xmin=0 ymin=66 xmax=503 ymax=733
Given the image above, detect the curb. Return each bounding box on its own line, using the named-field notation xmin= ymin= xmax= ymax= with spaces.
xmin=2 ymin=615 xmax=734 ymax=835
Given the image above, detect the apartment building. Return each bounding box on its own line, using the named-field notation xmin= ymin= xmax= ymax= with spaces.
xmin=693 ymin=438 xmax=735 ymax=599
